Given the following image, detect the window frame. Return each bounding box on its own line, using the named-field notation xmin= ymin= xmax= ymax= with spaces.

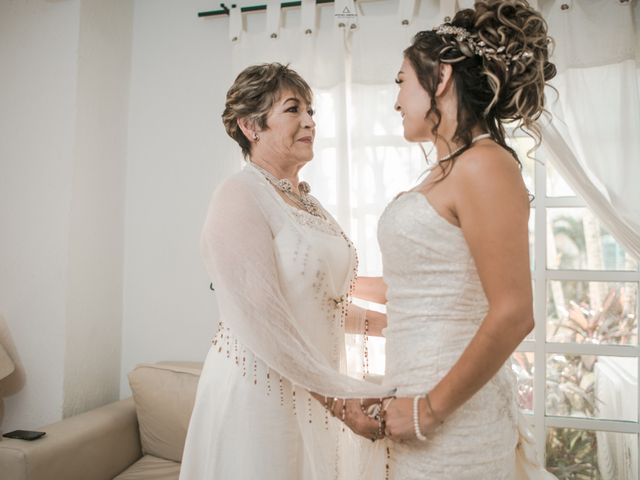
xmin=518 ymin=155 xmax=640 ymax=468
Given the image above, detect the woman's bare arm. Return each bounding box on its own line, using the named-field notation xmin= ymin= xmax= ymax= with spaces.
xmin=424 ymin=148 xmax=534 ymax=427
xmin=344 ymin=304 xmax=387 ymax=337
xmin=353 ymin=276 xmax=388 ymax=304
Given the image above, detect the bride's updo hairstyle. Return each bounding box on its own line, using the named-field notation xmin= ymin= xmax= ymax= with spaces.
xmin=405 ymin=0 xmax=556 ymax=175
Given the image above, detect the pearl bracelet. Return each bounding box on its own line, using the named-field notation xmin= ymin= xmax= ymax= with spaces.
xmin=413 ymin=395 xmax=427 ymax=442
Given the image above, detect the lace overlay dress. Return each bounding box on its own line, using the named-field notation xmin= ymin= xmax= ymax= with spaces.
xmin=179 ymin=165 xmax=378 ymax=480
xmin=379 ymin=191 xmax=521 ymax=479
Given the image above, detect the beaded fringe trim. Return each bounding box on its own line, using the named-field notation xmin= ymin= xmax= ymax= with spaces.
xmin=211 ymin=323 xmax=389 ymax=477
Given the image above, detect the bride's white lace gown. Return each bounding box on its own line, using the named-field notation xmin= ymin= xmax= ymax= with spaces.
xmin=378 ymin=191 xmax=553 ymax=480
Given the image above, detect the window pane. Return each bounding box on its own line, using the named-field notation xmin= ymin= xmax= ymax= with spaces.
xmin=508 ymin=136 xmax=535 ymax=198
xmin=512 ymin=352 xmax=534 ymax=413
xmin=350 ymin=145 xmax=424 ymax=206
xmin=352 ymin=214 xmax=383 ymax=275
xmin=351 ymin=84 xmax=404 ymax=137
xmin=546 ymin=428 xmax=638 ymax=480
xmin=547 ymin=281 xmax=638 ymax=345
xmin=303 ymin=147 xmax=337 ymax=206
xmin=547 ymin=160 xmax=576 ymax=197
xmin=529 ymin=207 xmax=535 ymax=271
xmin=547 ymin=208 xmax=638 ymax=271
xmin=546 ymin=355 xmax=638 ymax=422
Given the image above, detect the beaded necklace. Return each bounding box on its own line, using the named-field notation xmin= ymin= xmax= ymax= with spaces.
xmin=431 ymin=133 xmax=492 ymax=166
xmin=251 ymin=162 xmax=325 ymax=219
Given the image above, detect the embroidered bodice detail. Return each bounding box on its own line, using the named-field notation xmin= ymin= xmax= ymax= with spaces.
xmin=286 ymin=203 xmax=344 ymax=237
xmin=378 ymin=191 xmax=519 ymax=479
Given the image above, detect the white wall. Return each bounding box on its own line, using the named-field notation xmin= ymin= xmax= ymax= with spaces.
xmin=0 ymin=0 xmax=80 ymax=431
xmin=119 ymin=0 xmax=240 ymax=396
xmin=0 ymin=0 xmax=133 ymax=429
xmin=62 ymin=0 xmax=133 ymax=418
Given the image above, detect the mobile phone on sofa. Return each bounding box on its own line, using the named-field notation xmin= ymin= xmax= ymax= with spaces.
xmin=3 ymin=429 xmax=46 ymax=441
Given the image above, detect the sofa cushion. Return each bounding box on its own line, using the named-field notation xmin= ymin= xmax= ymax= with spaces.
xmin=113 ymin=454 xmax=181 ymax=480
xmin=128 ymin=362 xmax=202 ymax=462
xmin=0 ymin=398 xmax=141 ymax=480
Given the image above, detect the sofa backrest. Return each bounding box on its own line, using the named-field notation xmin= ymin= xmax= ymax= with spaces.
xmin=128 ymin=362 xmax=202 ymax=462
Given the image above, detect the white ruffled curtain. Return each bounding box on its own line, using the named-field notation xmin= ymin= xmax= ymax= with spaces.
xmin=540 ymin=0 xmax=640 ymax=260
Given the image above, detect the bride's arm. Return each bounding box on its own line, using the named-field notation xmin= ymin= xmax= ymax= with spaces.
xmin=344 ymin=304 xmax=386 ymax=337
xmin=353 ymin=276 xmax=388 ymax=304
xmin=383 ymin=150 xmax=534 ymax=441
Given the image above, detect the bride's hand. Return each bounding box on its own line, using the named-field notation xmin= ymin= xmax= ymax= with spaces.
xmin=330 ymin=398 xmax=383 ymax=441
xmin=383 ymin=397 xmax=440 ymax=442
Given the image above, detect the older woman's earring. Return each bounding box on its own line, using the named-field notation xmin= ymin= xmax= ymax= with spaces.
xmin=253 ymin=132 xmax=260 ymax=142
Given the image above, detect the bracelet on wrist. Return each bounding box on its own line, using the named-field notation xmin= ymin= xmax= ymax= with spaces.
xmin=424 ymin=392 xmax=444 ymax=426
xmin=413 ymin=395 xmax=427 ymax=442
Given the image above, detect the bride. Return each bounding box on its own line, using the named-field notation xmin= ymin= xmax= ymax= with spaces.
xmin=338 ymin=1 xmax=559 ymax=478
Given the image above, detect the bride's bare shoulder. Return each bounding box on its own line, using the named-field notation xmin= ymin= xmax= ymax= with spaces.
xmin=449 ymin=142 xmax=530 ymax=212
xmin=452 ymin=143 xmax=525 ymax=191
xmin=455 ymin=142 xmax=520 ymax=174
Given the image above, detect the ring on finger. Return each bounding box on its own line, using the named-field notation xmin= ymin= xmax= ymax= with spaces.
xmin=329 ymin=397 xmax=338 ymax=416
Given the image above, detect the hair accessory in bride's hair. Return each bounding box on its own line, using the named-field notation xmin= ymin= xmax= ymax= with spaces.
xmin=434 ymin=24 xmax=471 ymax=42
xmin=433 ymin=23 xmax=533 ymax=66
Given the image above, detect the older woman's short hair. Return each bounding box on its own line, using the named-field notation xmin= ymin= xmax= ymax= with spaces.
xmin=222 ymin=63 xmax=313 ymax=158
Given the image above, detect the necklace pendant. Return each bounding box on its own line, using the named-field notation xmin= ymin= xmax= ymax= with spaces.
xmin=277 ymin=178 xmax=294 ymax=193
xmin=251 ymin=162 xmax=325 ymax=218
xmin=299 ymin=181 xmax=311 ymax=195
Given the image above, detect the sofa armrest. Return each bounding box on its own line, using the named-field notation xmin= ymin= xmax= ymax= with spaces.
xmin=0 ymin=397 xmax=142 ymax=480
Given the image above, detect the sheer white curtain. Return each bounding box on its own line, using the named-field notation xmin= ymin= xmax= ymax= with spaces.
xmin=540 ymin=0 xmax=640 ymax=260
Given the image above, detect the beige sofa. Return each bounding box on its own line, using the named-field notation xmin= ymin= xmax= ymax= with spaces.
xmin=0 ymin=315 xmax=27 ymax=435
xmin=0 ymin=362 xmax=203 ymax=480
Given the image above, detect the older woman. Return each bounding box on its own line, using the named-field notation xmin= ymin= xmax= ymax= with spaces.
xmin=179 ymin=63 xmax=393 ymax=480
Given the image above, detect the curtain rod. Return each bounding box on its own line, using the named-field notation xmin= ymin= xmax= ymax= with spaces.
xmin=198 ymin=0 xmax=339 ymax=18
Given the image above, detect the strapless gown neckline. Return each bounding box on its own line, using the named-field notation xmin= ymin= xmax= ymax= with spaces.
xmin=392 ymin=190 xmax=463 ymax=232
